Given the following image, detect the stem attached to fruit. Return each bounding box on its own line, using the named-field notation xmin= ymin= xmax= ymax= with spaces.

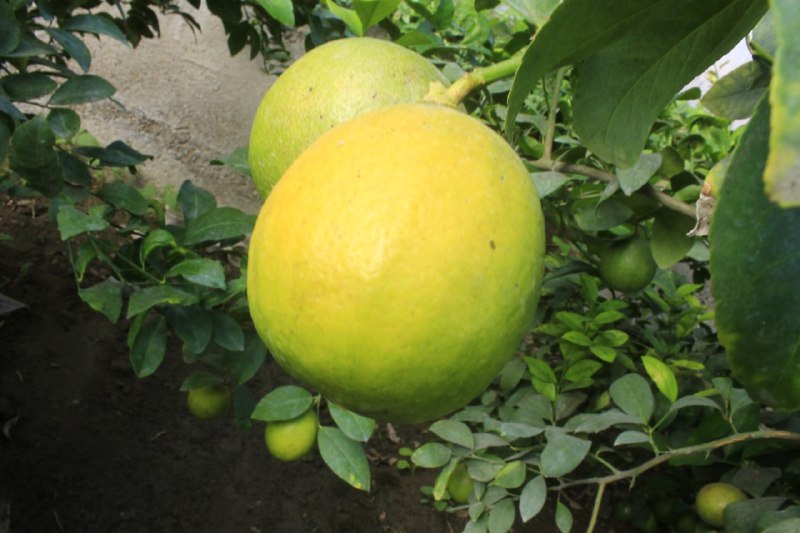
xmin=426 ymin=49 xmax=526 ymax=107
xmin=530 ymin=158 xmax=697 ymax=219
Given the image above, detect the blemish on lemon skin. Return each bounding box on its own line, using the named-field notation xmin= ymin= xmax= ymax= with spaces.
xmin=490 ymin=240 xmax=496 ymax=250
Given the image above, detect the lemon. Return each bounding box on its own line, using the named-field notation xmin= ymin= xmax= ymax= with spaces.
xmin=186 ymin=385 xmax=231 ymax=420
xmin=598 ymin=235 xmax=657 ymax=293
xmin=247 ymin=103 xmax=545 ymax=424
xmin=694 ymin=482 xmax=747 ymax=528
xmin=447 ymin=464 xmax=474 ymax=504
xmin=264 ymin=409 xmax=319 ymax=461
xmin=248 ymin=37 xmax=449 ymax=197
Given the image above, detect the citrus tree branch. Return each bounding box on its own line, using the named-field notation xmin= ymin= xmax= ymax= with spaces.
xmin=530 ymin=158 xmax=697 ymax=219
xmin=425 ymin=49 xmax=526 ymax=107
xmin=543 ymin=68 xmax=567 ymax=162
xmin=553 ymin=429 xmax=800 ymax=492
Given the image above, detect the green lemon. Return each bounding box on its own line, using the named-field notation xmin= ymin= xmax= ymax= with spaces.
xmin=247 ymin=104 xmax=545 ymax=424
xmin=447 ymin=464 xmax=474 ymax=504
xmin=598 ymin=235 xmax=657 ymax=293
xmin=264 ymin=409 xmax=319 ymax=462
xmin=694 ymin=482 xmax=747 ymax=528
xmin=186 ymin=385 xmax=231 ymax=420
xmin=248 ymin=37 xmax=449 ymax=197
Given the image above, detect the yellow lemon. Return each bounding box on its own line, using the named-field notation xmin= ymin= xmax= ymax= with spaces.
xmin=264 ymin=409 xmax=319 ymax=461
xmin=247 ymin=103 xmax=545 ymax=424
xmin=248 ymin=37 xmax=449 ymax=197
xmin=187 ymin=385 xmax=231 ymax=420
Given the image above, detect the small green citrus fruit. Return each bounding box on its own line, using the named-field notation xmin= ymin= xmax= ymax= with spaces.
xmin=248 ymin=37 xmax=449 ymax=197
xmin=264 ymin=409 xmax=318 ymax=462
xmin=694 ymin=482 xmax=747 ymax=528
xmin=447 ymin=464 xmax=474 ymax=504
xmin=187 ymin=385 xmax=231 ymax=420
xmin=598 ymin=235 xmax=657 ymax=293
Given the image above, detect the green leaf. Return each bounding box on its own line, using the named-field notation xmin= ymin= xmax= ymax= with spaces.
xmin=226 ymin=332 xmax=267 ymax=384
xmin=0 ymin=3 xmax=20 ymax=55
xmin=593 ymin=310 xmax=624 ymax=324
xmin=710 ymin=96 xmax=800 ymax=410
xmin=97 ymin=182 xmax=148 ymax=215
xmin=430 ymin=419 xmax=474 ymax=450
xmin=525 ymin=357 xmax=558 ymax=383
xmin=531 ymin=171 xmax=569 ymax=198
xmin=328 ymin=403 xmax=376 ymax=442
xmin=492 ymin=461 xmax=526 ymax=489
xmin=71 ymin=240 xmax=96 ymax=282
xmin=211 ymin=311 xmax=245 ymax=351
xmin=411 ymin=442 xmax=452 ymax=468
xmin=555 ymin=500 xmax=573 ymax=533
xmin=255 ymin=0 xmax=295 ymax=26
xmin=563 ymin=409 xmax=642 ymax=433
xmin=324 ymin=0 xmax=363 ymax=36
xmin=10 ymin=115 xmax=62 ymax=197
xmin=46 ymin=28 xmax=91 ymax=72
xmin=0 ymin=122 xmax=8 ymax=164
xmin=141 ymin=229 xmax=177 ymax=262
xmin=616 ymin=153 xmax=662 ymax=195
xmin=74 ymin=140 xmax=151 ymax=167
xmin=129 ymin=316 xmax=167 ymax=377
xmin=651 ymin=209 xmax=695 ymax=269
xmin=49 ymin=75 xmax=116 ymax=105
xmin=233 ymin=384 xmax=256 ymax=429
xmin=667 ymin=395 xmax=721 ymax=414
xmin=5 ymin=33 xmax=57 ymax=58
xmin=433 ymin=460 xmax=458 ymax=501
xmin=763 ymin=518 xmax=800 ymax=533
xmin=609 ymin=374 xmax=654 ymax=423
xmin=251 ymin=385 xmax=313 ymax=422
xmin=488 ymin=498 xmax=515 ymax=533
xmin=180 ymin=370 xmax=223 ymax=390
xmin=574 ymin=199 xmax=633 ymax=231
xmin=764 ymin=0 xmax=800 ymax=206
xmin=62 ymin=14 xmax=129 ymax=46
xmin=317 ymin=426 xmax=371 ymax=491
xmin=540 ymin=432 xmax=591 ymax=477
xmin=561 ymin=330 xmax=592 ymax=347
xmin=641 ymin=355 xmax=678 ymax=402
xmin=724 ymin=497 xmax=786 ymax=533
xmin=752 ymin=10 xmax=776 ymax=60
xmin=182 ymin=207 xmax=255 ymax=245
xmin=701 ymin=61 xmax=770 ymax=120
xmin=79 ymin=279 xmax=122 ymax=323
xmin=589 ymin=345 xmax=616 ymax=362
xmin=501 ymin=0 xmax=561 ymax=27
xmin=354 ymin=0 xmax=401 ymax=30
xmin=210 ymin=146 xmax=251 ymax=176
xmin=56 ymin=205 xmax=108 ymax=239
xmin=58 ymin=152 xmax=91 ymax=186
xmin=613 ymin=430 xmax=650 ymax=446
xmin=126 ymin=285 xmax=199 ymax=319
xmin=47 ymin=108 xmax=81 ymax=139
xmin=166 ymin=258 xmax=226 ymax=289
xmin=596 ymin=329 xmax=629 ymax=347
xmin=165 ymin=305 xmax=213 ymax=354
xmin=0 ymin=95 xmax=25 ymax=120
xmin=731 ymin=465 xmax=782 ymax=498
xmin=177 ymin=180 xmax=216 ymax=223
xmin=563 ymin=359 xmax=602 ymax=383
xmin=572 ymin=0 xmax=768 ymax=166
xmin=1 ymin=73 xmax=57 ymax=101
xmin=519 ymin=476 xmax=547 ymax=522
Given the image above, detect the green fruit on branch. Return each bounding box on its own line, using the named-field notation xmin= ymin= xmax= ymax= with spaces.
xmin=187 ymin=385 xmax=231 ymax=420
xmin=248 ymin=37 xmax=449 ymax=197
xmin=264 ymin=408 xmax=319 ymax=462
xmin=247 ymin=103 xmax=545 ymax=424
xmin=598 ymin=235 xmax=657 ymax=293
xmin=694 ymin=482 xmax=747 ymax=528
xmin=447 ymin=464 xmax=474 ymax=504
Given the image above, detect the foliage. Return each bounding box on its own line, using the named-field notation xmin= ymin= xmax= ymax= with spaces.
xmin=2 ymin=0 xmax=800 ymax=532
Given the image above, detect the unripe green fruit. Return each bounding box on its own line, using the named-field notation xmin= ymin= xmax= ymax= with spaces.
xmin=264 ymin=409 xmax=319 ymax=462
xmin=598 ymin=235 xmax=657 ymax=293
xmin=187 ymin=385 xmax=231 ymax=420
xmin=447 ymin=464 xmax=474 ymax=504
xmin=248 ymin=37 xmax=449 ymax=197
xmin=694 ymin=482 xmax=747 ymax=528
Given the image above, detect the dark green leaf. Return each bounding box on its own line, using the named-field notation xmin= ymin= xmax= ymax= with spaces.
xmin=126 ymin=285 xmax=199 ymax=319
xmin=488 ymin=498 xmax=515 ymax=533
xmin=233 ymin=384 xmax=256 ymax=429
xmin=97 ymin=182 xmax=148 ymax=215
xmin=251 ymin=385 xmax=313 ymax=422
xmin=79 ymin=279 xmax=122 ymax=323
xmin=207 ymin=0 xmax=242 ymax=22
xmin=166 ymin=258 xmax=226 ymax=289
xmin=411 ymin=442 xmax=452 ymax=468
xmin=328 ymin=403 xmax=376 ymax=442
xmin=555 ymin=500 xmax=573 ymax=533
xmin=177 ymin=180 xmax=216 ymax=223
xmin=58 ymin=152 xmax=92 ymax=186
xmin=731 ymin=465 xmax=782 ymax=498
xmin=763 ymin=518 xmax=800 ymax=533
xmin=572 ymin=0 xmax=767 ymax=166
xmin=0 ymin=95 xmax=26 ymax=120
xmin=255 ymin=0 xmax=295 ymax=26
xmin=47 ymin=108 xmax=81 ymax=139
xmin=140 ymin=229 xmax=177 ymax=262
xmin=62 ymin=14 xmax=129 ymax=46
xmin=72 ymin=240 xmax=96 ymax=282
xmin=701 ymin=61 xmax=770 ymax=120
xmin=49 ymin=75 xmax=116 ymax=105
xmin=616 ymin=153 xmax=662 ymax=195
xmin=165 ymin=305 xmax=213 ymax=354
xmin=210 ymin=146 xmax=251 ymax=176
xmin=129 ymin=315 xmax=167 ymax=377
xmin=651 ymin=209 xmax=695 ymax=269
xmin=182 ymin=207 xmax=256 ymax=245
xmin=210 ymin=311 xmax=244 ymax=351
xmin=430 ymin=420 xmax=474 ymax=450
xmin=540 ymin=432 xmax=591 ymax=477
xmin=73 ymin=140 xmax=151 ymax=166
xmin=56 ymin=205 xmax=108 ymax=239
xmin=46 ymin=28 xmax=91 ymax=72
xmin=764 ymin=0 xmax=800 ymax=206
xmin=5 ymin=33 xmax=58 ymax=57
xmin=563 ymin=359 xmax=602 ymax=382
xmin=574 ymin=199 xmax=633 ymax=231
xmin=179 ymin=370 xmax=223 ymax=390
xmin=226 ymin=332 xmax=267 ymax=384
xmin=1 ymin=73 xmax=57 ymax=101
xmin=724 ymin=497 xmax=786 ymax=533
xmin=317 ymin=426 xmax=371 ymax=491
xmin=710 ymin=96 xmax=800 ymax=410
xmin=519 ymin=476 xmax=547 ymax=522
xmin=0 ymin=3 xmax=21 ymax=55
xmin=609 ymin=374 xmax=653 ymax=423
xmin=10 ymin=115 xmax=62 ymax=197
xmin=0 ymin=122 xmax=9 ymax=168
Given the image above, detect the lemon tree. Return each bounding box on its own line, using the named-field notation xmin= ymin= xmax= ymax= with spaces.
xmin=247 ymin=37 xmax=449 ymax=197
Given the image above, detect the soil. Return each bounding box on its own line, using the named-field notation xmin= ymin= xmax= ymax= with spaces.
xmin=0 ymin=197 xmax=612 ymax=533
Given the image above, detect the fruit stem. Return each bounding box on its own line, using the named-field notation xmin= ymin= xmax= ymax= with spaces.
xmin=530 ymin=158 xmax=697 ymax=219
xmin=543 ymin=68 xmax=566 ymax=162
xmin=552 ymin=428 xmax=800 ymax=492
xmin=425 ymin=49 xmax=526 ymax=107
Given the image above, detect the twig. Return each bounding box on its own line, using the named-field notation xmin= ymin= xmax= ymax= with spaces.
xmin=543 ymin=68 xmax=567 ymax=162
xmin=425 ymin=49 xmax=526 ymax=107
xmin=586 ymin=482 xmax=606 ymax=533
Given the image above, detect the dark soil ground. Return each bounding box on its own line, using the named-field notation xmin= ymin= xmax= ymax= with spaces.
xmin=0 ymin=197 xmax=614 ymax=533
